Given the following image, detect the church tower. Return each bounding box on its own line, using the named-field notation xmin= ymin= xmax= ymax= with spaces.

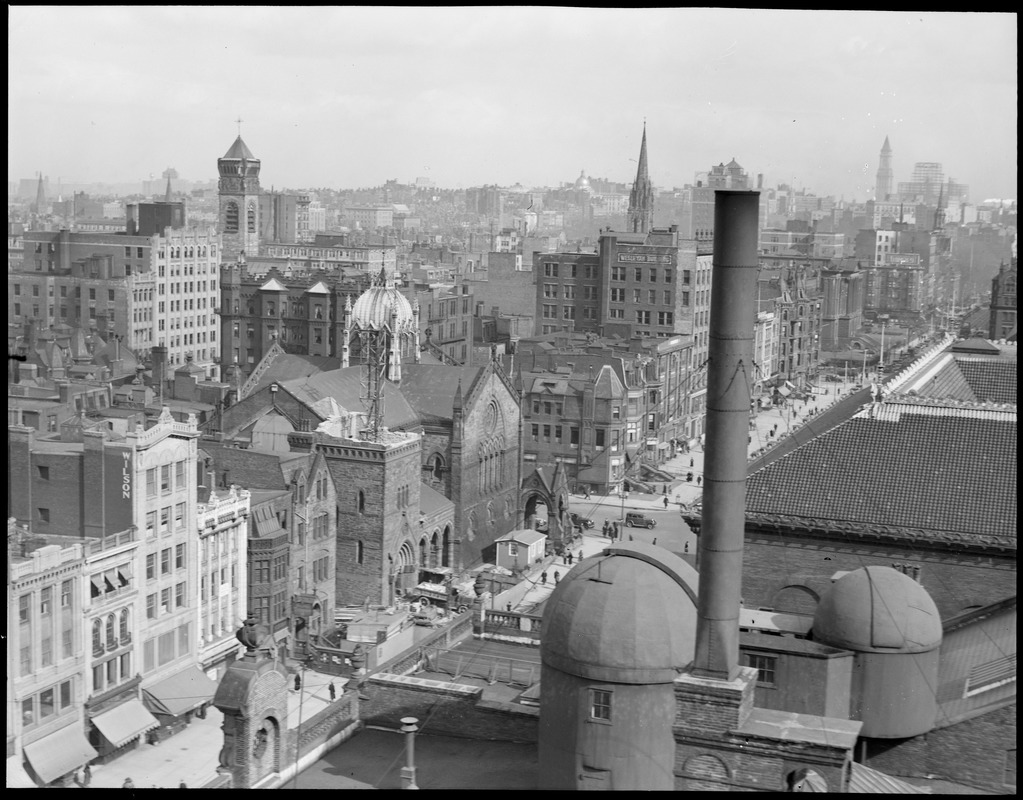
xmin=218 ymin=135 xmax=261 ymax=262
xmin=875 ymin=135 xmax=894 ymax=201
xmin=627 ymin=124 xmax=654 ymax=234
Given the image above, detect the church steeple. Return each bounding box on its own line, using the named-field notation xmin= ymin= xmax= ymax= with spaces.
xmin=627 ymin=124 xmax=654 ymax=234
xmin=33 ymin=172 xmax=47 ymax=215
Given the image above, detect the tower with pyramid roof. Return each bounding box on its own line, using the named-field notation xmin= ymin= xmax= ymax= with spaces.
xmin=627 ymin=125 xmax=654 ymax=234
xmin=875 ymin=135 xmax=894 ymax=201
xmin=218 ymin=134 xmax=261 ymax=261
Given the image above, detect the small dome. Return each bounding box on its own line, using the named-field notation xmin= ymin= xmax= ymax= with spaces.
xmin=812 ymin=566 xmax=942 ymax=654
xmin=540 ymin=543 xmax=699 ymax=684
xmin=574 ymin=170 xmax=591 ymax=191
xmin=350 ymin=283 xmax=416 ymax=332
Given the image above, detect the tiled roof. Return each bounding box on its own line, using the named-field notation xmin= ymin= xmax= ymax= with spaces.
xmin=282 ymin=368 xmax=420 ymax=431
xmin=398 ymin=365 xmax=483 ymax=423
xmin=956 ymin=358 xmax=1016 ymax=404
xmin=745 ymin=400 xmax=1016 ymax=547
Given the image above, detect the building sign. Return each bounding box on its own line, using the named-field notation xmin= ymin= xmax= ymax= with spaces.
xmin=885 ymin=253 xmax=921 ymax=267
xmin=103 ymin=447 xmax=134 ymax=534
xmin=617 ymin=252 xmax=673 ymax=264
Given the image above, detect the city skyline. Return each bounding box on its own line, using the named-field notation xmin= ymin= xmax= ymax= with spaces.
xmin=8 ymin=8 xmax=1018 ymax=202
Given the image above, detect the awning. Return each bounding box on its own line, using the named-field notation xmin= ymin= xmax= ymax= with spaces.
xmin=91 ymin=698 xmax=159 ymax=748
xmin=22 ymin=725 xmax=98 ymax=784
xmin=143 ymin=667 xmax=220 ymax=718
xmin=776 ymin=386 xmax=791 ymax=396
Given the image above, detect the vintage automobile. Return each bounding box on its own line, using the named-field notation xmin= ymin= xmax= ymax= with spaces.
xmin=624 ymin=512 xmax=657 ymax=529
xmin=569 ymin=512 xmax=595 ymax=529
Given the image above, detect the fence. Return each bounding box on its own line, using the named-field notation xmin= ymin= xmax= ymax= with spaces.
xmin=421 ymin=646 xmax=541 ymax=688
xmin=477 ymin=608 xmax=544 ymax=642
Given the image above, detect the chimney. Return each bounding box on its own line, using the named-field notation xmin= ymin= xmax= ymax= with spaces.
xmin=693 ymin=190 xmax=760 ymax=680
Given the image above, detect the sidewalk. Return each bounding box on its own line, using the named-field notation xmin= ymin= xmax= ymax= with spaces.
xmin=83 ymin=665 xmax=346 ymax=789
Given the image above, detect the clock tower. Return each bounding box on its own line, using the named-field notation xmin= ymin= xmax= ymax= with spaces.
xmin=218 ymin=135 xmax=261 ymax=261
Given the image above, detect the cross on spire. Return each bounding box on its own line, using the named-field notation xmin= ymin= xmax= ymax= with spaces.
xmin=235 ymin=116 xmax=244 ymax=135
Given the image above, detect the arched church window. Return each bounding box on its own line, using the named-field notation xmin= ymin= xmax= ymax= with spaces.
xmin=267 ymin=302 xmax=275 ymax=318
xmin=358 ymin=490 xmax=365 ymax=514
xmin=356 ymin=541 xmax=364 ymax=565
xmin=92 ymin=619 xmax=102 ymax=653
xmin=119 ymin=608 xmax=130 ymax=644
xmin=225 ymin=202 xmax=239 ymax=234
xmin=431 ymin=455 xmax=444 ymax=480
xmin=247 ymin=204 xmax=256 ymax=233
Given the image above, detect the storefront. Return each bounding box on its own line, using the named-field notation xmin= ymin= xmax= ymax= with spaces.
xmin=89 ymin=698 xmax=159 ymax=762
xmin=141 ymin=666 xmax=219 ymax=741
xmin=20 ymin=725 xmax=98 ymax=787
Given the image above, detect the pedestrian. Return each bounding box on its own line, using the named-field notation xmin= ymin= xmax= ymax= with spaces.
xmin=541 ymin=571 xmax=547 ymax=585
xmin=506 ymin=602 xmax=512 ymax=612
xmin=697 ymin=476 xmax=702 ymax=486
xmin=294 ymin=673 xmax=302 ymax=692
xmin=123 ymin=778 xmax=136 ymax=789
xmin=629 ymin=534 xmax=634 ymax=541
xmin=553 ymin=570 xmax=560 ymax=584
xmin=689 ymin=457 xmax=694 ymax=467
xmin=684 ymin=541 xmax=689 ymax=553
xmin=687 ymin=472 xmax=693 ymax=482
xmin=602 ymin=520 xmax=609 ymax=537
xmin=663 ymin=495 xmax=669 ymax=509
xmin=612 ymin=522 xmax=619 ymax=541
xmin=662 ymin=484 xmax=667 ymax=494
xmin=652 ymin=538 xmax=657 ymax=546
xmin=84 ymin=764 xmax=92 ymax=787
xmin=329 ymin=681 xmax=336 ymax=701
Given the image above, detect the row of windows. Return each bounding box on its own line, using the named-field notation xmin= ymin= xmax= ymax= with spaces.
xmin=251 ymin=553 xmax=289 ymax=584
xmin=145 ymin=503 xmax=188 ymax=537
xmin=145 ymin=544 xmax=187 ymax=579
xmin=146 ymin=462 xmax=188 ymax=497
xmin=142 ymin=622 xmax=191 ymax=673
xmin=200 ymin=565 xmax=236 ymax=600
xmin=12 ymin=284 xmax=117 ymax=300
xmin=145 ymin=582 xmax=188 ymax=618
xmin=20 ymin=679 xmax=74 ymax=729
xmin=18 ymin=580 xmax=75 ymax=622
xmin=92 ymin=609 xmax=131 ymax=654
xmin=312 ymin=555 xmax=332 ymax=583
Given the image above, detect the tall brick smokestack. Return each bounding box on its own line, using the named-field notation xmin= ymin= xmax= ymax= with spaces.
xmin=693 ymin=191 xmax=760 ymax=680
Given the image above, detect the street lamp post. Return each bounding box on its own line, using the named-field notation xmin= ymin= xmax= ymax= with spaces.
xmin=619 ymin=484 xmax=629 ymax=537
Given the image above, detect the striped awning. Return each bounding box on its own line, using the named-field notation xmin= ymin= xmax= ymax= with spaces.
xmin=22 ymin=725 xmax=97 ymax=784
xmin=91 ymin=698 xmax=159 ymax=748
xmin=143 ymin=667 xmax=219 ymax=718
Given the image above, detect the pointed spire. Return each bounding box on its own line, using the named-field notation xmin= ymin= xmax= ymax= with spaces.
xmin=164 ymin=175 xmax=173 ymax=202
xmin=452 ymin=378 xmax=463 ymax=412
xmin=628 ymin=123 xmax=654 ymax=234
xmin=34 ymin=172 xmax=46 ymax=213
xmin=881 ymin=135 xmax=891 ymax=153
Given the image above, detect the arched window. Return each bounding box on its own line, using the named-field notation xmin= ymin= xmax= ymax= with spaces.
xmin=119 ymin=609 xmax=130 ymax=646
xmin=105 ymin=614 xmax=116 ymax=648
xmin=247 ymin=204 xmax=256 ymax=233
xmin=225 ymin=201 xmax=239 ymax=233
xmin=358 ymin=490 xmax=365 ymax=514
xmin=419 ymin=538 xmax=427 ymax=566
xmin=356 ymin=541 xmax=364 ymax=565
xmin=92 ymin=619 xmax=102 ymax=653
xmin=267 ymin=302 xmax=275 ymax=318
xmin=431 ymin=455 xmax=444 ymax=480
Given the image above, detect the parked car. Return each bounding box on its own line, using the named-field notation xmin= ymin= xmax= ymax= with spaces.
xmin=625 ymin=512 xmax=656 ymax=529
xmin=569 ymin=512 xmax=594 ymax=529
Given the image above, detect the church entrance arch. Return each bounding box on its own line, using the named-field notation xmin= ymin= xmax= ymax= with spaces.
xmin=520 ymin=465 xmax=571 ymax=547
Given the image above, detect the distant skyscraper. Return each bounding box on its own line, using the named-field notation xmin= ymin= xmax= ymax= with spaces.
xmin=875 ymin=135 xmax=894 ymax=201
xmin=627 ymin=124 xmax=654 ymax=234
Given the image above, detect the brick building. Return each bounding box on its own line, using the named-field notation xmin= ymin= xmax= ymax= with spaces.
xmin=989 ymin=259 xmax=1017 ymax=340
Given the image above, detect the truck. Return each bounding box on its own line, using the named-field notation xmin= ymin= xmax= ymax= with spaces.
xmin=408 ymin=566 xmax=475 ymax=613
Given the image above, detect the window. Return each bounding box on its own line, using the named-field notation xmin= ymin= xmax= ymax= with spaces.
xmin=37 ymin=465 xmax=50 ymax=480
xmin=175 ymin=543 xmax=185 ymax=569
xmin=38 ymin=507 xmax=50 ymax=523
xmin=636 ymin=310 xmax=651 ymax=325
xmin=649 ymin=290 xmax=657 ymax=304
xmin=610 ymin=288 xmax=625 ymax=303
xmin=590 ymin=688 xmax=612 ymax=721
xmin=161 ymin=464 xmax=171 ymax=492
xmin=146 ymin=593 xmax=157 ymax=619
xmin=611 ymin=266 xmax=626 ymax=281
xmin=175 ymin=460 xmax=185 ymax=488
xmin=658 ymin=311 xmax=674 ymax=326
xmin=633 ymin=289 xmax=641 ymax=303
xmin=570 ymin=427 xmax=579 ymax=445
xmin=595 ymin=429 xmax=606 ymax=448
xmin=682 ymin=291 xmax=690 ymax=307
xmin=175 ymin=502 xmax=185 ymax=529
xmin=119 ymin=609 xmax=130 ymax=643
xmin=175 ymin=582 xmax=186 ymax=608
xmin=40 ymin=587 xmax=52 ymax=615
xmin=146 ymin=552 xmax=157 ymax=579
xmin=60 ymin=680 xmax=72 ymax=709
xmin=61 ymin=579 xmax=72 ymax=608
xmin=22 ymin=698 xmax=34 ymax=727
xmin=146 ymin=510 xmax=157 ymax=537
xmin=683 ymin=270 xmax=692 ymax=285
xmin=543 ymin=262 xmax=559 ymax=278
xmin=965 ymin=655 xmax=1016 ymax=697
xmin=745 ymin=653 xmax=777 ymax=686
xmin=160 ymin=587 xmax=171 ymax=613
xmin=161 ymin=548 xmax=171 ymax=575
xmin=664 ymin=269 xmax=672 ymax=283
xmin=160 ymin=507 xmax=170 ymax=534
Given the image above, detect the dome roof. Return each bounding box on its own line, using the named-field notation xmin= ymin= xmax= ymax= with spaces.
xmin=540 ymin=543 xmax=699 ymax=683
xmin=812 ymin=566 xmax=942 ymax=654
xmin=574 ymin=170 xmax=591 ymax=190
xmin=350 ymin=282 xmax=416 ymax=332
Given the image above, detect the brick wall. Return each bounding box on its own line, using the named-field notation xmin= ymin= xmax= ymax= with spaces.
xmin=743 ymin=532 xmax=1017 ymax=620
xmin=864 ymin=703 xmax=1016 ymax=793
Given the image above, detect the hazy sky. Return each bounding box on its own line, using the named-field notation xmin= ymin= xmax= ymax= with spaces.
xmin=8 ymin=8 xmax=1017 ymax=202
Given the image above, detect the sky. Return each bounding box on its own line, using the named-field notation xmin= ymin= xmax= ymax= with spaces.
xmin=8 ymin=8 xmax=1018 ymax=202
